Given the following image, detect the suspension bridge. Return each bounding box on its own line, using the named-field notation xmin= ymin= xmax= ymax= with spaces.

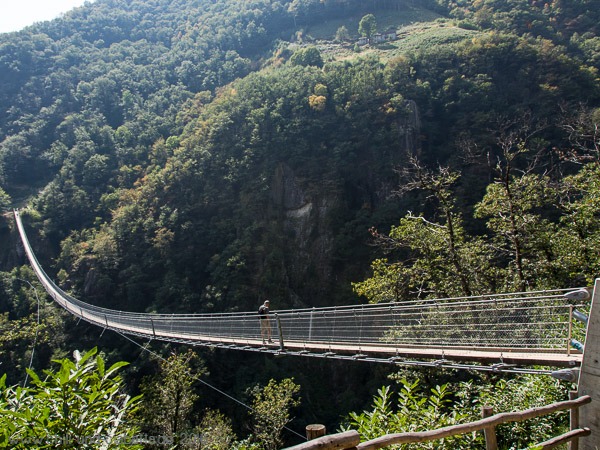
xmin=15 ymin=208 xmax=600 ymax=449
xmin=13 ymin=210 xmax=589 ymax=375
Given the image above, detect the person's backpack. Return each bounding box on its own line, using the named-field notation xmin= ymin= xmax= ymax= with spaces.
xmin=258 ymin=305 xmax=266 ymax=318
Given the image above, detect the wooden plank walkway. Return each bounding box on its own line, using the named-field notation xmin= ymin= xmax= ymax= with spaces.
xmin=281 ymin=341 xmax=582 ymax=367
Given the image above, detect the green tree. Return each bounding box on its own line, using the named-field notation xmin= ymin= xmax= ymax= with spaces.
xmin=353 ymin=159 xmax=494 ymax=301
xmin=196 ymin=409 xmax=235 ymax=450
xmin=474 ymin=172 xmax=556 ymax=290
xmin=358 ymin=14 xmax=377 ymax=41
xmin=551 ymin=107 xmax=600 ymax=286
xmin=139 ymin=349 xmax=206 ymax=449
xmin=0 ymin=348 xmax=141 ymax=449
xmin=250 ymin=378 xmax=301 ymax=450
xmin=473 ymin=120 xmax=556 ymax=291
xmin=335 ymin=25 xmax=350 ymax=42
xmin=0 ymin=312 xmax=49 ymax=379
xmin=0 ymin=187 xmax=10 ymax=210
xmin=0 ymin=267 xmax=69 ymax=384
xmin=289 ymin=46 xmax=324 ymax=68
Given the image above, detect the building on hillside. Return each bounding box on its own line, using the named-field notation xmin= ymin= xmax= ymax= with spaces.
xmin=384 ymin=31 xmax=397 ymax=40
xmin=372 ymin=33 xmax=385 ymax=43
xmin=356 ymin=30 xmax=397 ymax=46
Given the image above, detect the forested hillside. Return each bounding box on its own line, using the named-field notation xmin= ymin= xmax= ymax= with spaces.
xmin=1 ymin=0 xmax=600 ymax=446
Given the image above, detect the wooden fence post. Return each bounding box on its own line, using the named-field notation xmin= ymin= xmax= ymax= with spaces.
xmin=306 ymin=424 xmax=326 ymax=440
xmin=283 ymin=430 xmax=360 ymax=450
xmin=569 ymin=390 xmax=580 ymax=450
xmin=482 ymin=406 xmax=498 ymax=450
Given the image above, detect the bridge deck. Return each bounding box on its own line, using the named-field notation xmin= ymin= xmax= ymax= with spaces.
xmin=102 ymin=316 xmax=582 ymax=368
xmin=281 ymin=341 xmax=582 ymax=367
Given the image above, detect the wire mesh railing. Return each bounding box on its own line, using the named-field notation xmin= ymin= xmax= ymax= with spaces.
xmin=274 ymin=294 xmax=586 ymax=350
xmin=15 ymin=210 xmax=589 ymax=359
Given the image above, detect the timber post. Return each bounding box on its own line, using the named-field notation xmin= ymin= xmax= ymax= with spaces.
xmin=283 ymin=430 xmax=359 ymax=450
xmin=577 ymin=278 xmax=600 ymax=450
xmin=306 ymin=424 xmax=326 ymax=440
xmin=481 ymin=406 xmax=498 ymax=450
xmin=569 ymin=390 xmax=580 ymax=450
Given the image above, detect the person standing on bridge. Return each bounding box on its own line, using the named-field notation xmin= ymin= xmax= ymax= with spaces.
xmin=259 ymin=299 xmax=273 ymax=344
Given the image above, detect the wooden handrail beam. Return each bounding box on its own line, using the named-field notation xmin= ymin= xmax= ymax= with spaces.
xmin=535 ymin=428 xmax=591 ymax=449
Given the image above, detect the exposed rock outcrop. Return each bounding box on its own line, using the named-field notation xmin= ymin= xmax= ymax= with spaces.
xmin=271 ymin=163 xmax=335 ymax=306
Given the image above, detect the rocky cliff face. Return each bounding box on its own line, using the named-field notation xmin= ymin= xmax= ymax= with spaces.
xmin=401 ymin=100 xmax=421 ymax=158
xmin=271 ymin=101 xmax=421 ymax=306
xmin=266 ymin=101 xmax=421 ymax=307
xmin=0 ymin=214 xmax=21 ymax=271
xmin=271 ymin=163 xmax=336 ymax=307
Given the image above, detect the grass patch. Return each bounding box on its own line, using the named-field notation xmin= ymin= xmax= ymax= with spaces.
xmin=392 ymin=21 xmax=480 ymax=54
xmin=286 ymin=5 xmax=481 ymax=64
xmin=302 ymin=5 xmax=443 ymax=41
xmin=292 ymin=3 xmax=480 ymax=63
xmin=317 ymin=21 xmax=480 ymax=62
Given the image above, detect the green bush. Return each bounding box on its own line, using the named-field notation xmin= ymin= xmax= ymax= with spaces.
xmin=0 ymin=348 xmax=141 ymax=449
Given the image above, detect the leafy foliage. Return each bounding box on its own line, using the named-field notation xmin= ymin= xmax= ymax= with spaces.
xmin=358 ymin=14 xmax=377 ymax=39
xmin=0 ymin=267 xmax=69 ymax=384
xmin=0 ymin=348 xmax=141 ymax=449
xmin=0 ymin=0 xmax=597 ymax=315
xmin=196 ymin=409 xmax=236 ymax=450
xmin=474 ymin=375 xmax=569 ymax=449
xmin=0 ymin=0 xmax=599 ymax=445
xmin=342 ymin=380 xmax=478 ymax=449
xmin=355 ymin=111 xmax=600 ymax=301
xmin=344 ymin=374 xmax=571 ymax=449
xmin=0 ymin=188 xmax=10 ymax=210
xmin=289 ymin=46 xmax=324 ymax=67
xmin=250 ymin=378 xmax=301 ymax=450
xmin=139 ymin=349 xmax=206 ymax=448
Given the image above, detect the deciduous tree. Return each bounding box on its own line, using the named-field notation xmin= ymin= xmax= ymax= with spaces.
xmin=358 ymin=14 xmax=377 ymax=41
xmin=139 ymin=349 xmax=206 ymax=449
xmin=250 ymin=378 xmax=300 ymax=450
xmin=354 ymin=158 xmax=494 ymax=301
xmin=0 ymin=187 xmax=10 ymax=210
xmin=474 ymin=118 xmax=556 ymax=291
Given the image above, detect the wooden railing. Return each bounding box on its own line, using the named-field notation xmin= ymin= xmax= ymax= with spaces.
xmin=285 ymin=393 xmax=591 ymax=450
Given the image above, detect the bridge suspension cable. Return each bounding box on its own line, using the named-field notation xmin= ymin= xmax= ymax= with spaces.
xmin=14 ymin=210 xmax=587 ymax=374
